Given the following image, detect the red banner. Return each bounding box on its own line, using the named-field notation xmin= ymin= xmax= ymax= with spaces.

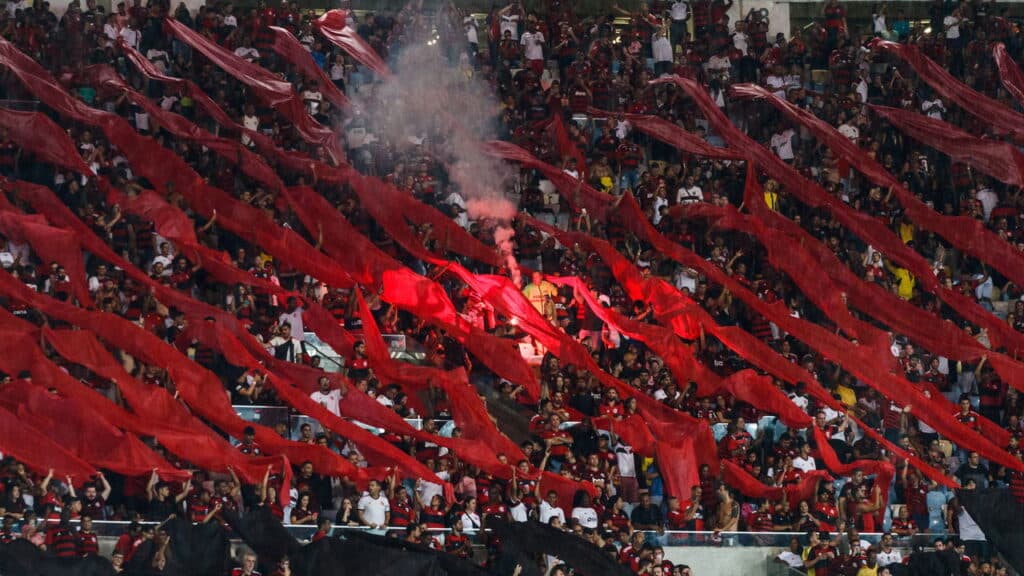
xmin=730 ymin=83 xmax=1024 ymax=295
xmin=993 ymin=43 xmax=1024 ymax=105
xmin=314 ymin=10 xmax=392 ymax=78
xmin=663 ymin=76 xmax=1024 ymax=357
xmin=869 ymin=103 xmax=1024 ymax=188
xmin=163 ymin=17 xmax=342 ymax=161
xmin=270 ymin=25 xmax=350 ymax=110
xmin=871 ymin=39 xmax=1024 ymax=143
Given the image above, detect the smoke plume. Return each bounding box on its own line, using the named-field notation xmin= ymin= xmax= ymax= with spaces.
xmin=351 ymin=25 xmax=520 ymax=281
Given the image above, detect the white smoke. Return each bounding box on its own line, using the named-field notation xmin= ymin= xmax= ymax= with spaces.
xmin=354 ymin=30 xmax=520 ymax=281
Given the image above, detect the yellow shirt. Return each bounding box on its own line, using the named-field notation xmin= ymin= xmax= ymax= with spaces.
xmin=764 ymin=191 xmax=780 ymax=211
xmin=835 ymin=384 xmax=857 ymax=407
xmin=857 ymin=565 xmax=879 ymax=576
xmin=802 ymin=546 xmax=815 ymax=576
xmin=522 ymin=281 xmax=558 ymax=316
xmin=898 ymin=221 xmax=915 ymax=243
xmin=892 ymin=267 xmax=916 ymax=300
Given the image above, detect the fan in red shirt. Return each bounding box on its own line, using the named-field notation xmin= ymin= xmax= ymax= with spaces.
xmin=890 ymin=504 xmax=920 ymax=536
xmin=664 ymin=495 xmax=688 ymax=530
xmin=579 ymin=453 xmax=609 ymax=488
xmin=812 ymin=490 xmax=839 ymax=532
xmin=482 ymin=494 xmax=510 ymax=525
xmin=954 ymin=394 xmax=982 ymax=432
xmin=538 ymin=413 xmax=574 ymax=462
xmin=750 ymin=499 xmax=776 ymax=532
xmin=76 ymin=515 xmax=100 ymax=556
xmin=804 ymin=530 xmax=839 ymax=576
xmin=776 ymin=456 xmax=805 ymax=485
xmin=444 ymin=518 xmax=471 ymax=560
xmin=718 ymin=418 xmax=754 ymax=461
xmin=597 ymin=388 xmax=625 ymax=419
xmin=388 ymin=483 xmax=417 ymax=527
xmin=187 ymin=489 xmax=216 ymax=523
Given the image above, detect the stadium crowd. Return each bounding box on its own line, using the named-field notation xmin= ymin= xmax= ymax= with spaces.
xmin=0 ymin=0 xmax=1022 ymax=574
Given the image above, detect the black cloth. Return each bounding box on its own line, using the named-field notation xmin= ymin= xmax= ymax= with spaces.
xmin=124 ymin=516 xmax=229 ymax=576
xmin=227 ymin=507 xmax=488 ymax=576
xmin=490 ymin=520 xmax=633 ymax=576
xmin=960 ymin=489 xmax=1024 ymax=576
xmin=0 ymin=538 xmax=116 ymax=576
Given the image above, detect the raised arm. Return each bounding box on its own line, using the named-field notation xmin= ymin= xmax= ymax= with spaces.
xmin=40 ymin=468 xmax=55 ymax=494
xmin=98 ymin=472 xmax=112 ymax=501
xmin=174 ymin=477 xmax=192 ymax=503
xmin=147 ymin=469 xmax=159 ymax=502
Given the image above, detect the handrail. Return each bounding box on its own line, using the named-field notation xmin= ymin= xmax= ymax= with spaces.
xmin=300 ymin=338 xmax=347 ymax=371
xmin=59 ymin=519 xmax=946 ymax=546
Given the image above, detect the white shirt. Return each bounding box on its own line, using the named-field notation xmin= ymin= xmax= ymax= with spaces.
xmin=146 ymin=49 xmax=170 ymax=74
xmin=0 ymin=250 xmax=16 ymax=269
xmin=242 ymin=114 xmax=259 ymax=146
xmin=877 ymin=548 xmax=903 ymax=567
xmin=357 ymin=492 xmax=390 ymax=527
xmin=614 ymin=442 xmax=636 ymax=478
xmin=104 ymin=23 xmax=120 ymax=41
xmin=974 ymin=274 xmax=994 ymax=300
xmin=120 ymin=27 xmax=139 ymax=48
xmin=873 ymin=13 xmax=887 ymax=33
xmin=310 ymin=389 xmax=342 ymax=417
xmin=234 ymin=46 xmax=260 ymax=62
xmin=706 ymin=54 xmax=731 ymax=75
xmin=855 ymin=77 xmax=869 ymax=104
xmin=330 ymin=63 xmax=346 ymax=81
xmin=676 ymin=186 xmax=703 ymax=205
xmin=460 ymin=511 xmax=482 ymax=531
xmin=268 ymin=336 xmax=303 ymax=362
xmin=464 ymin=17 xmax=478 ymax=44
xmin=957 ymin=507 xmax=985 ymax=541
xmin=416 ymin=480 xmax=443 ymax=508
xmin=771 ymin=129 xmax=795 ymax=160
xmin=302 ymin=90 xmax=323 ymax=114
xmin=279 ymin=309 xmax=305 ymax=341
xmin=766 ymin=74 xmax=786 ymax=99
xmin=520 ymin=31 xmax=544 ymax=61
xmin=151 ymin=254 xmax=174 ymax=276
xmin=922 ymin=99 xmax=945 ymax=120
xmin=652 ymin=196 xmax=668 ymax=225
xmin=6 ymin=0 xmax=27 ymax=17
xmin=733 ymin=31 xmax=749 ymax=54
xmin=777 ymin=550 xmax=805 ymax=568
xmin=509 ymin=501 xmax=528 ymax=522
xmin=944 ymin=15 xmax=961 ymax=39
xmin=653 ymin=35 xmax=673 ymax=63
xmin=673 ymin=266 xmax=699 ymax=293
xmin=838 ymin=123 xmax=859 ymax=141
xmin=539 ymin=501 xmax=565 ymax=524
xmin=670 ymin=1 xmax=689 ymax=21
xmin=500 ymin=14 xmax=520 ymax=38
xmin=571 ymin=506 xmax=599 ymax=528
xmin=134 ymin=111 xmax=150 ymax=132
xmin=976 ymin=187 xmax=998 ymax=221
xmin=793 ymin=455 xmax=817 ymax=473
